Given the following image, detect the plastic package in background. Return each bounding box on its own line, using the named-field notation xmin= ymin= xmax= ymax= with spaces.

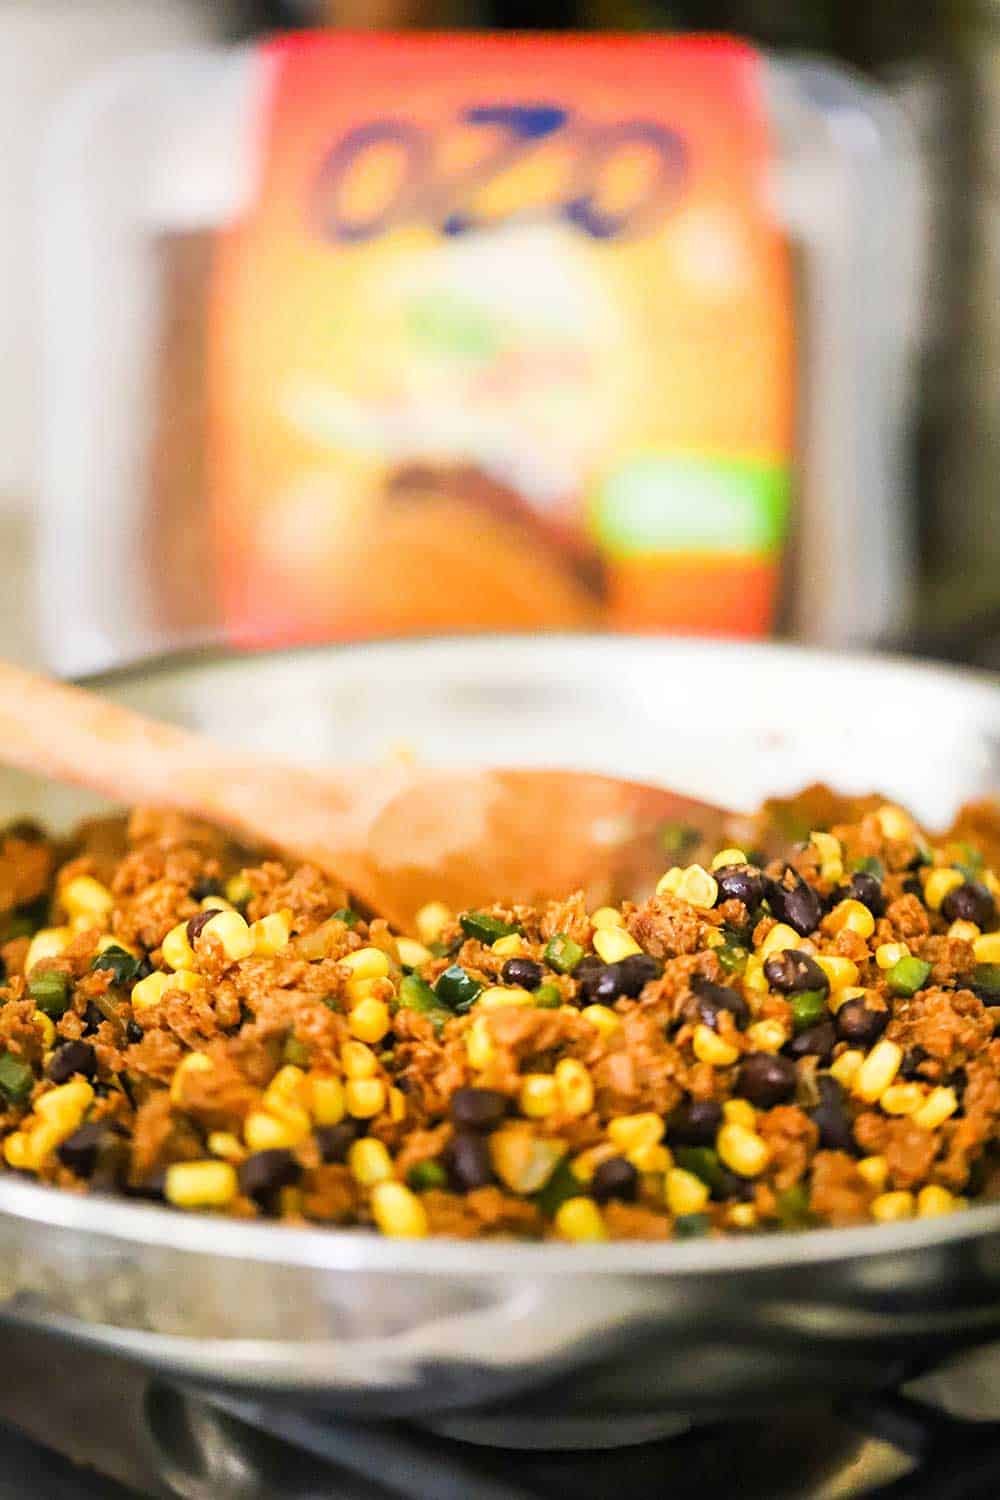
xmin=38 ymin=42 xmax=921 ymax=676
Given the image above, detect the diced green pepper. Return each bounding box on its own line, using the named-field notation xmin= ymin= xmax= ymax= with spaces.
xmin=776 ymin=1183 xmax=813 ymax=1229
xmin=971 ymin=964 xmax=1000 ymax=1001
xmin=332 ymin=907 xmax=358 ymax=928
xmin=0 ymin=916 xmax=34 ymax=943
xmin=790 ymin=990 xmax=827 ymax=1032
xmin=407 ymin=1160 xmax=448 ymax=1192
xmin=886 ymin=956 xmax=933 ymax=997
xmin=459 ymin=911 xmax=520 ymax=944
xmin=90 ymin=946 xmax=142 ymax=985
xmin=435 ymin=965 xmax=482 ymax=1013
xmin=674 ymin=1146 xmax=727 ymax=1197
xmin=398 ymin=974 xmax=451 ymax=1032
xmin=428 ymin=938 xmax=462 ymax=959
xmin=544 ymin=934 xmax=584 ymax=975
xmin=850 ymin=856 xmax=885 ymax=879
xmin=716 ymin=944 xmax=749 ymax=977
xmin=28 ymin=969 xmax=69 ymax=1018
xmin=283 ymin=1035 xmax=310 ymax=1066
xmin=534 ymin=1158 xmax=584 ymax=1218
xmin=674 ymin=1212 xmax=712 ymax=1239
xmin=533 ymin=983 xmax=562 ymax=1009
xmin=660 ymin=822 xmax=701 ymax=857
xmin=0 ymin=1052 xmax=34 ymax=1103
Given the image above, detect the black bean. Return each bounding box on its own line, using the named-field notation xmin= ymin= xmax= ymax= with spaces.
xmin=238 ymin=1149 xmax=302 ymax=1205
xmin=123 ymin=1170 xmax=166 ymax=1201
xmin=811 ymin=1076 xmax=854 ymax=1152
xmin=835 ymin=1001 xmax=889 ymax=1047
xmin=736 ymin=1052 xmax=797 ymax=1108
xmin=948 ymin=1065 xmax=968 ymax=1097
xmin=714 ymin=865 xmax=766 ymax=911
xmin=686 ymin=977 xmax=750 ymax=1031
xmin=942 ymin=881 xmax=997 ymax=930
xmin=500 ymin=957 xmax=544 ymax=991
xmin=787 ymin=1021 xmax=837 ymax=1064
xmin=445 ymin=1132 xmax=494 ymax=1192
xmin=82 ymin=1002 xmax=103 ymax=1036
xmin=667 ymin=1098 xmax=722 ymax=1146
xmin=716 ymin=1166 xmax=757 ymax=1200
xmin=763 ymin=950 xmax=829 ymax=995
xmin=590 ymin=1156 xmax=639 ymax=1204
xmin=450 ymin=1087 xmax=508 ymax=1133
xmin=56 ymin=1122 xmax=107 ymax=1178
xmin=190 ymin=878 xmax=223 ymax=901
xmin=573 ymin=955 xmax=604 ymax=990
xmin=46 ymin=1040 xmax=98 ymax=1084
xmin=186 ymin=909 xmax=218 ymax=946
xmin=314 ymin=1120 xmax=360 ymax=1163
xmin=126 ymin=1019 xmax=144 ymax=1044
xmin=844 ymin=872 xmax=885 ymax=918
xmin=579 ymin=953 xmax=660 ymax=1004
xmin=899 ymin=1045 xmax=928 ymax=1080
xmin=766 ymin=874 xmax=822 ymax=937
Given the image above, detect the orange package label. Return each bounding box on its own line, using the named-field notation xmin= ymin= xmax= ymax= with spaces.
xmin=209 ymin=33 xmax=794 ymax=645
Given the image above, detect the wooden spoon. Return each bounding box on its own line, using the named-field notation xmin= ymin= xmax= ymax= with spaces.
xmin=0 ymin=662 xmax=735 ymax=932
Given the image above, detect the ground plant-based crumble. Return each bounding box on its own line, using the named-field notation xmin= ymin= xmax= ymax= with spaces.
xmin=0 ymin=789 xmax=998 ymax=1241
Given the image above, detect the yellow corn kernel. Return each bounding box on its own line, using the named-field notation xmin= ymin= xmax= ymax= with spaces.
xmin=826 ymin=899 xmax=876 ymax=940
xmin=857 ymin=1155 xmax=888 ymax=1190
xmin=912 ymin=1086 xmax=959 ymax=1132
xmin=948 ymin=920 xmax=981 ymax=944
xmin=554 ymin=1057 xmax=594 ymax=1117
xmin=876 ymin=805 xmax=915 ymax=842
xmin=627 ymin=1141 xmax=671 ymax=1174
xmin=728 ymin=1203 xmax=759 ymax=1230
xmin=25 ymin=927 xmax=71 ymax=973
xmin=95 ymin=933 xmax=140 ymax=958
xmin=743 ymin=956 xmax=768 ymax=996
xmin=983 ymin=870 xmax=1000 ymax=899
xmin=666 ymin=1167 xmax=711 ymax=1215
xmin=674 ymin=865 xmax=718 ymax=910
xmin=593 ymin=927 xmax=642 ymax=963
xmin=161 ymin=922 xmax=197 ymax=972
xmin=371 ymin=1181 xmax=429 ymax=1238
xmin=35 ymin=1076 xmax=92 ymax=1136
xmin=917 ymin=1184 xmax=956 ymax=1217
xmin=341 ymin=1041 xmax=377 ymax=1079
xmin=814 ymin=955 xmax=860 ymax=992
xmin=201 ymin=894 xmax=234 ymax=913
xmin=264 ymin=1064 xmax=309 ymax=1107
xmin=876 ymin=941 xmax=910 ymax=970
xmin=207 ymin=1131 xmax=245 ymax=1162
xmin=554 ymin=1197 xmax=607 ymax=1242
xmin=591 ymin=906 xmax=625 ymax=930
xmin=703 ymin=929 xmax=726 ymax=949
xmin=830 ymin=1049 xmax=865 ymax=1088
xmin=581 ymin=1004 xmax=620 ymax=1039
xmin=397 ymin=936 xmax=433 ymax=968
xmin=388 ymin=1086 xmax=406 ymax=1123
xmin=692 ymin=1024 xmax=739 ymax=1068
xmin=490 ymin=933 xmax=522 ymax=957
xmin=717 ymin=1122 xmax=771 ymax=1178
xmin=415 ymin=901 xmax=453 ymax=946
xmin=3 ymin=1132 xmax=30 ymax=1169
xmin=345 ymin=1078 xmax=386 ymax=1119
xmin=198 ymin=909 xmax=254 ymax=964
xmin=608 ymin=1113 xmax=665 ymax=1153
xmin=249 ymin=910 xmax=292 ymax=957
xmin=348 ymin=997 xmax=391 ymax=1045
xmin=880 ymin=1083 xmax=925 ymax=1117
xmin=32 ymin=1012 xmax=55 ymax=1049
xmin=62 ymin=875 xmax=113 ymax=924
xmin=656 ymin=867 xmax=684 ymax=896
xmin=132 ymin=969 xmax=202 ymax=1019
xmin=924 ymin=867 xmax=965 ymax=912
xmin=489 ymin=1127 xmax=566 ymax=1194
xmin=169 ymin=1051 xmax=213 ymax=1105
xmin=310 ymin=1075 xmax=346 ymax=1127
xmin=810 ymin=831 xmax=844 ymax=883
xmin=570 ymin=1143 xmax=617 ymax=1183
xmin=224 ymin=873 xmax=252 ymax=905
xmin=974 ymin=932 xmax=1000 ymax=964
xmin=341 ymin=946 xmax=391 ymax=980
xmin=165 ymin=1160 xmax=238 ymax=1210
xmin=723 ymin=1098 xmax=757 ymax=1130
xmin=348 ymin=1136 xmax=393 ymax=1186
xmin=827 ymin=984 xmax=868 ymax=1016
xmin=745 ymin=1019 xmax=788 ymax=1053
xmin=519 ymin=1074 xmax=558 ymax=1118
xmin=466 ymin=1017 xmax=494 ymax=1069
xmin=344 ymin=976 xmax=382 ymax=1008
xmin=477 ymin=985 xmax=535 ymax=1009
xmin=244 ymin=1110 xmax=307 ymax=1152
xmin=759 ymin=923 xmax=804 ymax=960
xmin=871 ymin=1190 xmax=915 ymax=1223
xmin=853 ymin=1040 xmax=903 ymax=1104
xmin=711 ymin=848 xmax=747 ymax=871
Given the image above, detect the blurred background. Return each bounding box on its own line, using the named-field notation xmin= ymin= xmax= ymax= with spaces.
xmin=1 ymin=0 xmax=997 ymax=675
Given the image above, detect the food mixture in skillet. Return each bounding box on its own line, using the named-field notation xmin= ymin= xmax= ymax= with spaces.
xmin=0 ymin=789 xmax=999 ymax=1241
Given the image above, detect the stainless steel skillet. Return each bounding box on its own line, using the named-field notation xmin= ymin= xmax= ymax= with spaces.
xmin=0 ymin=634 xmax=996 ymax=1424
